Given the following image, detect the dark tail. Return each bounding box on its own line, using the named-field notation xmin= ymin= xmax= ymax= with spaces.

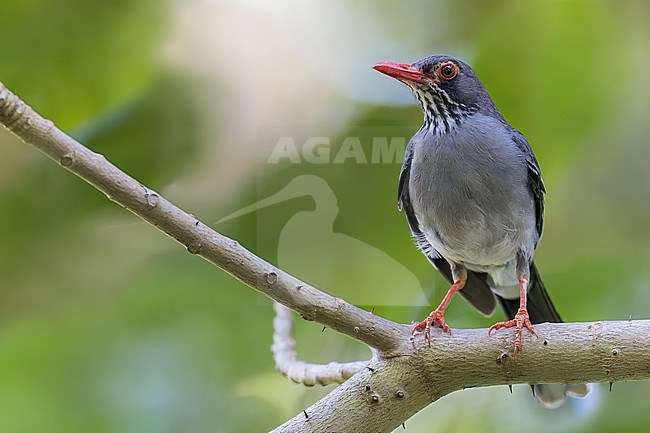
xmin=496 ymin=261 xmax=562 ymax=324
xmin=496 ymin=261 xmax=589 ymax=408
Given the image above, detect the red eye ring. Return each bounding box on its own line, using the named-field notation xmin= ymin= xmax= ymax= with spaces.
xmin=438 ymin=62 xmax=459 ymax=81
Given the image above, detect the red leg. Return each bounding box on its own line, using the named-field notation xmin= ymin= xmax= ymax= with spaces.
xmin=413 ymin=269 xmax=466 ymax=345
xmin=488 ymin=277 xmax=537 ymax=353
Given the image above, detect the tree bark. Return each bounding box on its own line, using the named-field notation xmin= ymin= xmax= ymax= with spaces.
xmin=1 ymin=82 xmax=649 ymax=433
xmin=273 ymin=320 xmax=650 ymax=432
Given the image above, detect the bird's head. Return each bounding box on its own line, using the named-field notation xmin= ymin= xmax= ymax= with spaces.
xmin=374 ymin=55 xmax=497 ymax=132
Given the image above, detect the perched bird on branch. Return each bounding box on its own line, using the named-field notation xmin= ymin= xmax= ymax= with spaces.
xmin=374 ymin=55 xmax=588 ymax=407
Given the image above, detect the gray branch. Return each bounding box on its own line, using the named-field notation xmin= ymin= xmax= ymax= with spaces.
xmin=2 ymin=82 xmax=649 ymax=433
xmin=273 ymin=320 xmax=650 ymax=432
xmin=0 ymin=82 xmax=403 ymax=355
xmin=272 ymin=302 xmax=369 ymax=385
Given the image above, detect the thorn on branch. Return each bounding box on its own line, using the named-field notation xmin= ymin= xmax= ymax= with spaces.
xmin=395 ymin=389 xmax=405 ymax=399
xmin=365 ymin=384 xmax=371 ymax=391
xmin=508 ymin=384 xmax=513 ymax=394
xmin=402 ymin=422 xmax=406 ymax=429
xmin=322 ymin=326 xmax=327 ymax=333
xmin=303 ymin=410 xmax=309 ymax=419
xmin=609 ymin=382 xmax=614 ymax=392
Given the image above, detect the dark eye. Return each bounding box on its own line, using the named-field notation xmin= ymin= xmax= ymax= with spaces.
xmin=439 ymin=62 xmax=458 ymax=80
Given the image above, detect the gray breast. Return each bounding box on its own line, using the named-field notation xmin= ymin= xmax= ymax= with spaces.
xmin=409 ymin=113 xmax=537 ymax=267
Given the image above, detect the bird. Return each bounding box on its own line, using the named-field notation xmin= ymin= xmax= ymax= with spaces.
xmin=373 ymin=55 xmax=588 ymax=407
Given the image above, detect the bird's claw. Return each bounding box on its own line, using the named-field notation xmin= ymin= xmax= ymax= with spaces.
xmin=488 ymin=308 xmax=537 ymax=353
xmin=412 ymin=310 xmax=451 ymax=346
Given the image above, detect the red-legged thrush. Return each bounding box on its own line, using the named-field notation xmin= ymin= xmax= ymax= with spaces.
xmin=374 ymin=55 xmax=589 ymax=408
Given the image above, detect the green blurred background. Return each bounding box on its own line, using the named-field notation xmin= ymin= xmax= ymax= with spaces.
xmin=1 ymin=1 xmax=649 ymax=432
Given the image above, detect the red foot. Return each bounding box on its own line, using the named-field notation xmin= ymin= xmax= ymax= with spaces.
xmin=488 ymin=308 xmax=537 ymax=353
xmin=412 ymin=310 xmax=451 ymax=346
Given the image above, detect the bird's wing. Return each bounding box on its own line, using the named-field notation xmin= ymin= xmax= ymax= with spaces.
xmin=398 ymin=139 xmax=496 ymax=316
xmin=510 ymin=128 xmax=546 ymax=240
xmin=397 ymin=139 xmax=414 ymax=213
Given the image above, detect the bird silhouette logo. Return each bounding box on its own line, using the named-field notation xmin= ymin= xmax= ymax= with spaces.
xmin=217 ymin=175 xmax=428 ymax=306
